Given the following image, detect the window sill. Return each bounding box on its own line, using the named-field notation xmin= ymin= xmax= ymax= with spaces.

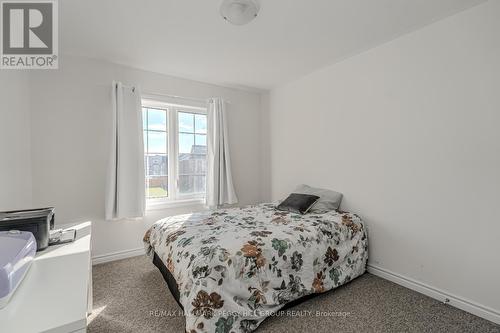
xmin=146 ymin=198 xmax=206 ymax=211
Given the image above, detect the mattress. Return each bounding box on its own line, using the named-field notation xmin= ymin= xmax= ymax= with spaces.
xmin=144 ymin=203 xmax=368 ymax=333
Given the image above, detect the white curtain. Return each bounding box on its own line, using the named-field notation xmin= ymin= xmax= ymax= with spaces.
xmin=206 ymin=98 xmax=238 ymax=208
xmin=105 ymin=81 xmax=145 ymax=220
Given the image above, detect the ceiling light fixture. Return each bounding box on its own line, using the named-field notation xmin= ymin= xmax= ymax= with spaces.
xmin=220 ymin=0 xmax=260 ymax=26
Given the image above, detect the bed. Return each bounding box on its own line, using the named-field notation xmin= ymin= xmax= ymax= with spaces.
xmin=144 ymin=202 xmax=368 ymax=333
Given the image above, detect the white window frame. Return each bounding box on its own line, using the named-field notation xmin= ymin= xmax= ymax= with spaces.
xmin=142 ymin=96 xmax=207 ymax=209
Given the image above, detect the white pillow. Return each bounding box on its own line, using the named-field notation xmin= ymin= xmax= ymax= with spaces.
xmin=294 ymin=184 xmax=343 ymax=213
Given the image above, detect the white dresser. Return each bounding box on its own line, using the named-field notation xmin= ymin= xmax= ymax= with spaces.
xmin=0 ymin=222 xmax=92 ymax=333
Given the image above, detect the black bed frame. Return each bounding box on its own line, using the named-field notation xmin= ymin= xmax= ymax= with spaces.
xmin=153 ymin=252 xmax=183 ymax=308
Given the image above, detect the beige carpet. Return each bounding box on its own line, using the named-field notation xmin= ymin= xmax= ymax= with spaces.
xmin=88 ymin=256 xmax=499 ymax=333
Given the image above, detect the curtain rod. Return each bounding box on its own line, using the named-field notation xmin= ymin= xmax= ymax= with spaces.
xmin=120 ymin=84 xmax=231 ymax=104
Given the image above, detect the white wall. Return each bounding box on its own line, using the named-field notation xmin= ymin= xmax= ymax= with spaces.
xmin=0 ymin=72 xmax=32 ymax=210
xmin=260 ymin=92 xmax=272 ymax=202
xmin=28 ymin=56 xmax=264 ymax=257
xmin=268 ymin=1 xmax=500 ymax=317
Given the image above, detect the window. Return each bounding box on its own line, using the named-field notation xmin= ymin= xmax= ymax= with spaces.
xmin=178 ymin=112 xmax=207 ymax=195
xmin=142 ymin=99 xmax=207 ymax=205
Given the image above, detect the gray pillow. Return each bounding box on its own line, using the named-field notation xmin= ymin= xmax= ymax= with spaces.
xmin=294 ymin=184 xmax=343 ymax=213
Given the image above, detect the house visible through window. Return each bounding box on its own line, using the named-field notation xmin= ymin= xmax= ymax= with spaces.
xmin=142 ymin=99 xmax=207 ymax=204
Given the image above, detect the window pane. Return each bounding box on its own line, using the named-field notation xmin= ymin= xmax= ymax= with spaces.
xmin=195 ymin=114 xmax=207 ymax=134
xmin=179 ymin=153 xmax=206 ymax=175
xmin=142 ymin=104 xmax=171 ymax=201
xmin=148 ymin=108 xmax=167 ymax=131
xmin=179 ymin=133 xmax=194 ymax=154
xmin=148 ymin=131 xmax=167 ymax=154
xmin=142 ymin=108 xmax=147 ymax=130
xmin=179 ymin=112 xmax=194 ymax=132
xmin=178 ymin=175 xmax=205 ymax=194
xmin=195 ymin=134 xmax=206 ymax=146
xmin=146 ymin=176 xmax=168 ymax=198
xmin=178 ymin=111 xmax=206 ymax=196
xmin=146 ymin=154 xmax=168 ymax=176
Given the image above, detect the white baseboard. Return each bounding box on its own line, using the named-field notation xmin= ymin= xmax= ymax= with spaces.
xmin=367 ymin=264 xmax=500 ymax=325
xmin=92 ymin=247 xmax=145 ymax=265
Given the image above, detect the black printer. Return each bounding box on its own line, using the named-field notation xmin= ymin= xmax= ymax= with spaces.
xmin=0 ymin=208 xmax=55 ymax=251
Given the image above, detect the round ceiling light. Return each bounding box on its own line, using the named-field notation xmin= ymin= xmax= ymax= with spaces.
xmin=220 ymin=0 xmax=260 ymax=26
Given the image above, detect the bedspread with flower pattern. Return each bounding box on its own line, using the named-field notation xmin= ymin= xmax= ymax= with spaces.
xmin=144 ymin=203 xmax=368 ymax=333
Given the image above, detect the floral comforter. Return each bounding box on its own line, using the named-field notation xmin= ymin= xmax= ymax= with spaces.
xmin=144 ymin=203 xmax=368 ymax=333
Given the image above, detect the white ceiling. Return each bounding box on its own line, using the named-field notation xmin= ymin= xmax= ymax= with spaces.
xmin=60 ymin=0 xmax=487 ymax=90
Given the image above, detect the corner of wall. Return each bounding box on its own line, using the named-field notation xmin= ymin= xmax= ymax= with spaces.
xmin=259 ymin=91 xmax=272 ymax=202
